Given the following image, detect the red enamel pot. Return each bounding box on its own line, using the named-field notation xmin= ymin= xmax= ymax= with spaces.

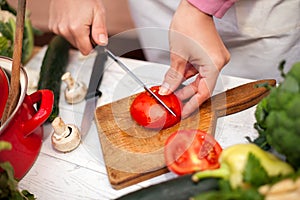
xmin=0 ymin=56 xmax=54 ymax=180
xmin=0 ymin=64 xmax=9 ymax=116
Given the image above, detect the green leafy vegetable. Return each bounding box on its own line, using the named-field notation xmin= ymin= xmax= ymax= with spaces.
xmin=254 ymin=61 xmax=300 ymax=169
xmin=0 ymin=0 xmax=35 ymax=64
xmin=0 ymin=141 xmax=35 ymax=199
xmin=191 ymin=146 xmax=295 ymax=200
xmin=191 ymin=180 xmax=264 ymax=200
xmin=242 ymin=153 xmax=269 ymax=187
xmin=191 ymin=153 xmax=269 ymax=200
xmin=192 ymin=143 xmax=294 ymax=188
xmin=0 ymin=17 xmax=15 ymax=57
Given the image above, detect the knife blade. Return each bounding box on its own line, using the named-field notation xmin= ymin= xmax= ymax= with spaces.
xmin=80 ymin=46 xmax=107 ymax=137
xmin=105 ymin=49 xmax=177 ymax=117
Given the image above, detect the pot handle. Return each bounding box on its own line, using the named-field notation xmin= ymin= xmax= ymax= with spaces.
xmin=21 ymin=89 xmax=54 ymax=137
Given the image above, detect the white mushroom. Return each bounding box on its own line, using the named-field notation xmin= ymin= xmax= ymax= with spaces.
xmin=51 ymin=117 xmax=81 ymax=152
xmin=62 ymin=72 xmax=87 ymax=104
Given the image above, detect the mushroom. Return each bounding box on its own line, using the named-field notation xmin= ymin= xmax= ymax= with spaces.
xmin=51 ymin=117 xmax=81 ymax=152
xmin=61 ymin=72 xmax=87 ymax=104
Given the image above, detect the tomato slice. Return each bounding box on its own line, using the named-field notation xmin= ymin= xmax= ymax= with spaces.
xmin=130 ymin=86 xmax=182 ymax=129
xmin=164 ymin=130 xmax=222 ymax=175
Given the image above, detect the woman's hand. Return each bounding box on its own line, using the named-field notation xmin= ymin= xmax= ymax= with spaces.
xmin=48 ymin=0 xmax=108 ymax=55
xmin=160 ymin=0 xmax=230 ymax=118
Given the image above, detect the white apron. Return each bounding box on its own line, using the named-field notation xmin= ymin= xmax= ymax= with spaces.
xmin=128 ymin=0 xmax=300 ymax=81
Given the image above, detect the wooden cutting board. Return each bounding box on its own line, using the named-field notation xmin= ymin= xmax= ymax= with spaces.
xmin=94 ymin=79 xmax=276 ymax=189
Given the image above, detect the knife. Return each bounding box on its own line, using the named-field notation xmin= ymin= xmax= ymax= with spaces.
xmin=105 ymin=49 xmax=177 ymax=117
xmin=80 ymin=46 xmax=107 ymax=138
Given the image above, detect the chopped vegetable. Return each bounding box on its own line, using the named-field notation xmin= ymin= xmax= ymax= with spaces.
xmin=254 ymin=61 xmax=300 ymax=168
xmin=192 ymin=143 xmax=294 ymax=188
xmin=130 ymin=85 xmax=182 ymax=129
xmin=164 ymin=130 xmax=222 ymax=175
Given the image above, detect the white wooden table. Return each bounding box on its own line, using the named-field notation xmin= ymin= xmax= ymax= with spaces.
xmin=18 ymin=47 xmax=259 ymax=199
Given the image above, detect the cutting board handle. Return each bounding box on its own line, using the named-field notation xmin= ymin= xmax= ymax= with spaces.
xmin=208 ymin=79 xmax=276 ymax=117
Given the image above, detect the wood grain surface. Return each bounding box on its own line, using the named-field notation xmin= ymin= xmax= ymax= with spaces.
xmin=94 ymin=79 xmax=276 ymax=189
xmin=1 ymin=0 xmax=26 ymax=123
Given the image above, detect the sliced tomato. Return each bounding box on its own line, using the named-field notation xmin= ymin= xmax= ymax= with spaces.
xmin=164 ymin=130 xmax=222 ymax=175
xmin=130 ymin=86 xmax=182 ymax=129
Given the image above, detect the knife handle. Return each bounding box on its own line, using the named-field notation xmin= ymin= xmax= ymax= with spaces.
xmin=85 ymin=46 xmax=107 ymax=99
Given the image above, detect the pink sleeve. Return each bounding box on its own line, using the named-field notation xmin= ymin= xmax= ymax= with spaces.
xmin=187 ymin=0 xmax=237 ymax=18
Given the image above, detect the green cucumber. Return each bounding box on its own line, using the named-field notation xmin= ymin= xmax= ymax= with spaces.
xmin=37 ymin=35 xmax=71 ymax=122
xmin=116 ymin=175 xmax=219 ymax=200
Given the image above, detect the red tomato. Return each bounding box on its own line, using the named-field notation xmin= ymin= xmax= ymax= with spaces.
xmin=164 ymin=130 xmax=222 ymax=175
xmin=130 ymin=86 xmax=182 ymax=129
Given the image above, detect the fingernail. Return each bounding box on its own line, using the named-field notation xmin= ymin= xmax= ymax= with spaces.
xmin=99 ymin=34 xmax=108 ymax=45
xmin=159 ymin=83 xmax=170 ymax=95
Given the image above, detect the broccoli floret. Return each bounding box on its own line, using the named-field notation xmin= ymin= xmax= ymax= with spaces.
xmin=254 ymin=61 xmax=300 ymax=169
